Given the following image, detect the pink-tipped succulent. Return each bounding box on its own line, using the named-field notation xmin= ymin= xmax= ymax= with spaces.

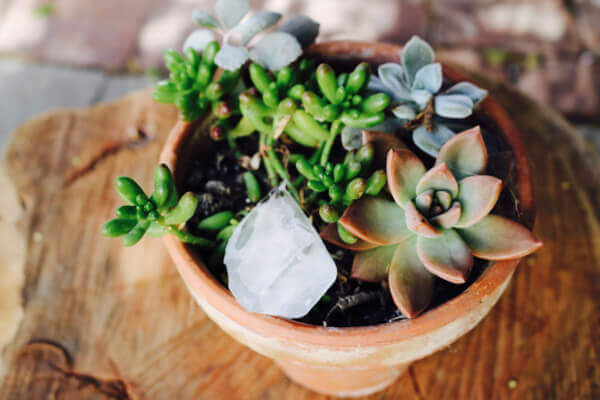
xmin=321 ymin=126 xmax=542 ymax=318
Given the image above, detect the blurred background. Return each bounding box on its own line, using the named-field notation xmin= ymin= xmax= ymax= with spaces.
xmin=0 ymin=0 xmax=598 ymax=150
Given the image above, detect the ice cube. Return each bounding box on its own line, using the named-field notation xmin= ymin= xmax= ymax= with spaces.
xmin=224 ymin=188 xmax=337 ymax=319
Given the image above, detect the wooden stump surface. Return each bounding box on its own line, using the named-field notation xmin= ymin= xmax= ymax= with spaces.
xmin=0 ymin=68 xmax=599 ymax=399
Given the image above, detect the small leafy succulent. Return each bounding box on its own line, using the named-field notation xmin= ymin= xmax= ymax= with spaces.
xmin=321 ymin=127 xmax=542 ymax=318
xmin=369 ymin=36 xmax=488 ymax=157
xmin=294 ymin=143 xmax=386 ymax=222
xmin=185 ymin=0 xmax=319 ymax=71
xmin=302 ymin=63 xmax=390 ymax=162
xmin=153 ymin=42 xmax=241 ymax=122
xmin=102 ymin=165 xmax=214 ymax=247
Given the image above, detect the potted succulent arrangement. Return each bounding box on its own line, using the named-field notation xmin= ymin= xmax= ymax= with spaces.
xmin=102 ymin=0 xmax=542 ymax=396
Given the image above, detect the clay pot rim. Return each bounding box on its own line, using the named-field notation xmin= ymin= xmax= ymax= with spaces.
xmin=159 ymin=40 xmax=535 ymax=348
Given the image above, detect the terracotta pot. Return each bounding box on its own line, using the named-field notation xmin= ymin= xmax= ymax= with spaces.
xmin=159 ymin=41 xmax=536 ymax=397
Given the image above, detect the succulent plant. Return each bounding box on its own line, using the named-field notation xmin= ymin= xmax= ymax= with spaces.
xmin=368 ymin=36 xmax=488 ymax=157
xmin=153 ymin=42 xmax=242 ymax=122
xmin=185 ymin=0 xmax=319 ymax=71
xmin=321 ymin=127 xmax=542 ymax=318
xmin=102 ymin=165 xmax=214 ymax=247
xmin=292 ymin=143 xmax=386 ymax=223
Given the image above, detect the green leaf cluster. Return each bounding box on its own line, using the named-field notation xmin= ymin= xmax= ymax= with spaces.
xmin=102 ymin=165 xmax=214 ymax=247
xmin=153 ymin=42 xmax=241 ymax=122
xmin=294 ymin=143 xmax=385 ymax=224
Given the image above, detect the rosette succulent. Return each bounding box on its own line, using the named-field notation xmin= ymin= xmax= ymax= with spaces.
xmin=321 ymin=127 xmax=542 ymax=318
xmin=185 ymin=0 xmax=319 ymax=71
xmin=368 ymin=36 xmax=488 ymax=157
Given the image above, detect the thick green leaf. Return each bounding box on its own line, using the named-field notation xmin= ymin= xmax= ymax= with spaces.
xmin=102 ymin=218 xmax=137 ymax=237
xmin=401 ymin=36 xmax=435 ymax=86
xmin=415 ymin=162 xmax=458 ymax=197
xmin=404 ymin=201 xmax=440 ymax=238
xmin=436 ymin=126 xmax=487 ymax=179
xmin=115 ymin=177 xmax=147 ymax=205
xmin=387 ymin=149 xmax=425 ymax=207
xmin=455 ymin=175 xmax=502 ymax=228
xmin=339 ymin=196 xmax=412 ymax=245
xmin=351 ymin=245 xmax=397 ymax=282
xmin=456 ymin=215 xmax=542 ymax=260
xmin=430 ymin=201 xmax=461 ymax=228
xmin=417 ymin=228 xmax=473 ymax=284
xmin=162 ymin=192 xmax=198 ymax=225
xmin=122 ymin=220 xmax=150 ymax=246
xmin=388 ymin=237 xmax=435 ymax=318
xmin=320 ymin=223 xmax=378 ymax=251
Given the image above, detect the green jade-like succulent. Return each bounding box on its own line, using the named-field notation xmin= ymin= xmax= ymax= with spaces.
xmin=321 ymin=127 xmax=542 ymax=318
xmin=102 ymin=165 xmax=214 ymax=247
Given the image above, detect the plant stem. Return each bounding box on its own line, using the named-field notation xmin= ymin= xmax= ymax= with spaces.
xmin=167 ymin=226 xmax=215 ymax=247
xmin=265 ymin=132 xmax=300 ymax=201
xmin=320 ymin=120 xmax=343 ymax=166
xmin=259 ymin=130 xmax=278 ymax=186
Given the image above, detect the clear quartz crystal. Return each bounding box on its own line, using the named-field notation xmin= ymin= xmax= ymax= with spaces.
xmin=224 ymin=188 xmax=337 ymax=319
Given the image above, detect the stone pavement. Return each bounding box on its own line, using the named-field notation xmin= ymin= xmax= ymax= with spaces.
xmin=0 ymin=0 xmax=598 ymax=119
xmin=0 ymin=59 xmax=153 ymax=151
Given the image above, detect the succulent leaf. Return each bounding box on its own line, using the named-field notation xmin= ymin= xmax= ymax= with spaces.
xmin=320 ymin=223 xmax=379 ymax=251
xmin=377 ymin=63 xmax=412 ymax=101
xmin=386 ymin=149 xmax=426 ymax=207
xmin=444 ymin=82 xmax=488 ymax=105
xmin=388 ymin=237 xmax=435 ymax=318
xmin=455 ymin=175 xmax=502 ymax=228
xmin=215 ymin=43 xmax=249 ymax=71
xmin=412 ymin=62 xmax=442 ymax=93
xmin=457 ymin=215 xmax=543 ymax=260
xmin=404 ymin=201 xmax=440 ymax=238
xmin=434 ymin=94 xmax=474 ymax=119
xmin=415 ymin=189 xmax=434 ymax=212
xmin=412 ymin=124 xmax=456 ymax=158
xmin=401 ymin=36 xmax=435 ymax=86
xmin=351 ymin=245 xmax=397 ymax=282
xmin=415 ymin=162 xmax=458 ymax=197
xmin=417 ymin=229 xmax=473 ymax=283
xmin=339 ymin=196 xmax=412 ymax=245
xmin=249 ymin=32 xmax=302 ymax=71
xmin=230 ymin=11 xmax=282 ymax=45
xmin=392 ymin=104 xmax=417 ymax=121
xmin=216 ymin=0 xmax=249 ymax=29
xmin=183 ymin=29 xmax=217 ymax=53
xmin=278 ymin=15 xmax=320 ymax=48
xmin=436 ymin=126 xmax=487 ymax=179
xmin=430 ymin=201 xmax=461 ymax=228
xmin=192 ymin=10 xmax=219 ymax=28
xmin=362 ymin=130 xmax=406 ymax=168
xmin=436 ymin=190 xmax=452 ymax=210
xmin=341 ymin=126 xmax=363 ymax=150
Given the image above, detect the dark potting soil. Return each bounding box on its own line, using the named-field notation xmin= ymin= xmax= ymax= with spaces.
xmin=182 ymin=109 xmax=518 ymax=328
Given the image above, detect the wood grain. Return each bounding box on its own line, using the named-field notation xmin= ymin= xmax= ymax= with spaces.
xmin=0 ymin=70 xmax=598 ymax=399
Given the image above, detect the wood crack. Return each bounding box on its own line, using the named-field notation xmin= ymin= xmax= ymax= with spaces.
xmin=409 ymin=364 xmax=426 ymax=400
xmin=63 ymin=128 xmax=152 ymax=186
